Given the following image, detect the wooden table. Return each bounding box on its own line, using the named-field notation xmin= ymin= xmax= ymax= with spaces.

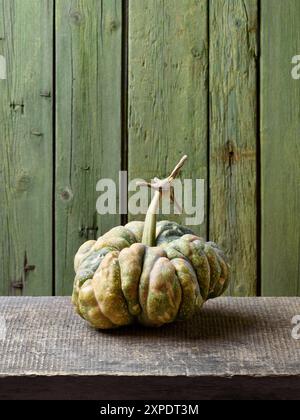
xmin=0 ymin=297 xmax=299 ymax=400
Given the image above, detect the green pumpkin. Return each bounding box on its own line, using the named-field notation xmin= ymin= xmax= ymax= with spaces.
xmin=72 ymin=157 xmax=230 ymax=329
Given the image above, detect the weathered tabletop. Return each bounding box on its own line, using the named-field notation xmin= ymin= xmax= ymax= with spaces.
xmin=0 ymin=297 xmax=299 ymax=400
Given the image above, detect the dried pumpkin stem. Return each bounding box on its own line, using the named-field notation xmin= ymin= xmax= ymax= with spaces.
xmin=141 ymin=190 xmax=161 ymax=247
xmin=138 ymin=155 xmax=188 ymax=247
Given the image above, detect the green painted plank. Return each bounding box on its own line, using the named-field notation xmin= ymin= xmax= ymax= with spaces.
xmin=55 ymin=0 xmax=122 ymax=295
xmin=0 ymin=0 xmax=53 ymax=295
xmin=128 ymin=0 xmax=208 ymax=237
xmin=209 ymin=0 xmax=258 ymax=296
xmin=261 ymin=0 xmax=300 ymax=296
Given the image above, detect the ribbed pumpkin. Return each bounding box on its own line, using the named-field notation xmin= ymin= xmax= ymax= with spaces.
xmin=72 ymin=157 xmax=230 ymax=328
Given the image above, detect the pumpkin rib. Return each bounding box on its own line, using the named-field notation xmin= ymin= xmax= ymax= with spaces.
xmin=103 ymin=226 xmax=137 ymax=245
xmin=146 ymin=257 xmax=181 ymax=326
xmin=78 ymin=279 xmax=116 ymax=329
xmin=162 ymin=243 xmax=204 ymax=313
xmin=171 ymin=257 xmax=203 ymax=320
xmin=74 ymin=240 xmax=96 ymax=273
xmin=189 ymin=240 xmax=211 ymax=301
xmin=125 ymin=221 xmax=145 ymax=243
xmin=167 ymin=239 xmax=210 ymax=301
xmin=72 ymin=246 xmax=114 ymax=318
xmin=119 ymin=243 xmax=145 ymax=316
xmin=207 ymin=241 xmax=229 ymax=265
xmin=204 ymin=243 xmax=222 ymax=295
xmin=155 ymin=221 xmax=195 ymax=245
xmin=205 ymin=246 xmax=230 ymax=299
xmin=92 ymin=251 xmax=133 ymax=326
xmin=163 ymin=243 xmax=189 ymax=262
xmin=216 ymin=252 xmax=230 ymax=296
xmin=138 ymin=247 xmax=167 ymax=326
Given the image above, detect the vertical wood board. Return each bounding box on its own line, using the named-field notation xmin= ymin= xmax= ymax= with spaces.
xmin=209 ymin=0 xmax=258 ymax=296
xmin=0 ymin=0 xmax=53 ymax=295
xmin=261 ymin=0 xmax=300 ymax=296
xmin=128 ymin=0 xmax=208 ymax=237
xmin=55 ymin=0 xmax=122 ymax=295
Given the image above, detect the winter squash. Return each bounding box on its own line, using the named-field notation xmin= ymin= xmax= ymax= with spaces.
xmin=72 ymin=156 xmax=230 ymax=328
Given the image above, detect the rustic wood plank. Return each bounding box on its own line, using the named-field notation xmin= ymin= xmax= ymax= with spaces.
xmin=209 ymin=0 xmax=258 ymax=296
xmin=128 ymin=0 xmax=208 ymax=237
xmin=0 ymin=0 xmax=53 ymax=295
xmin=0 ymin=296 xmax=299 ymax=399
xmin=261 ymin=1 xmax=300 ymax=296
xmin=55 ymin=0 xmax=122 ymax=295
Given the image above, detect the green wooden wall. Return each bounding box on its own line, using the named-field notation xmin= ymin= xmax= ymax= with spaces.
xmin=261 ymin=0 xmax=300 ymax=296
xmin=0 ymin=0 xmax=53 ymax=295
xmin=0 ymin=0 xmax=299 ymax=297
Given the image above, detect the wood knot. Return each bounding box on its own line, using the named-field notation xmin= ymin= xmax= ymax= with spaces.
xmin=69 ymin=10 xmax=84 ymax=25
xmin=226 ymin=140 xmax=237 ymax=168
xmin=191 ymin=47 xmax=201 ymax=59
xmin=60 ymin=188 xmax=73 ymax=201
xmin=10 ymin=101 xmax=24 ymax=114
xmin=110 ymin=20 xmax=119 ymax=32
xmin=235 ymin=19 xmax=242 ymax=28
xmin=16 ymin=174 xmax=32 ymax=192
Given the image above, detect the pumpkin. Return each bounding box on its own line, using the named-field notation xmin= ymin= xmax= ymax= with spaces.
xmin=72 ymin=156 xmax=230 ymax=328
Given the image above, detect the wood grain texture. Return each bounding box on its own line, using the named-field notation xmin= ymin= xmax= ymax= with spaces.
xmin=0 ymin=296 xmax=299 ymax=400
xmin=261 ymin=0 xmax=300 ymax=296
xmin=209 ymin=0 xmax=258 ymax=296
xmin=128 ymin=0 xmax=208 ymax=237
xmin=0 ymin=0 xmax=53 ymax=295
xmin=55 ymin=0 xmax=122 ymax=295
